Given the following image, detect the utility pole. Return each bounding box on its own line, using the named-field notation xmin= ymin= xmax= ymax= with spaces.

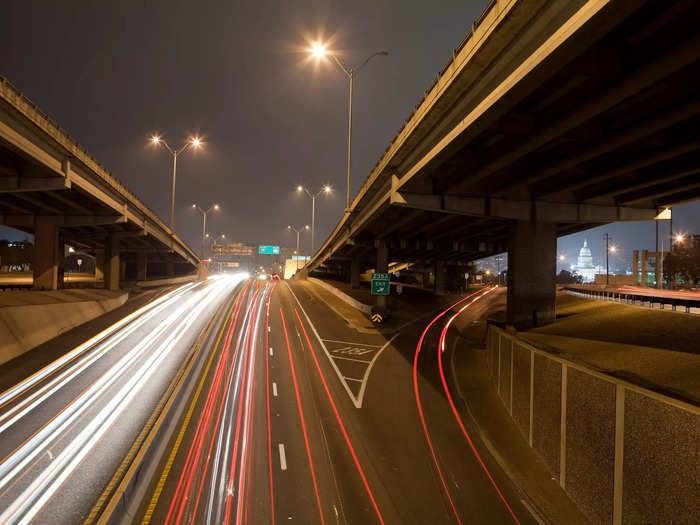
xmin=605 ymin=233 xmax=610 ymax=286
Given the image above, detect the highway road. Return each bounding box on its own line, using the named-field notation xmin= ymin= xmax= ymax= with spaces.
xmin=0 ymin=275 xmax=245 ymax=524
xmin=139 ymin=278 xmax=537 ymax=524
xmin=0 ymin=275 xmax=539 ymax=524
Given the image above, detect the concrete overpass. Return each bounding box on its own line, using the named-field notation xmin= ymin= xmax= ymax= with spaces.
xmin=0 ymin=76 xmax=200 ymax=290
xmin=309 ymin=0 xmax=700 ymax=327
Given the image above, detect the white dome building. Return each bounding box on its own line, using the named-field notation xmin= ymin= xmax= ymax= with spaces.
xmin=574 ymin=239 xmax=597 ymax=283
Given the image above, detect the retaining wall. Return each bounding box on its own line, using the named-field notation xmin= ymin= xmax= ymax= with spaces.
xmin=487 ymin=325 xmax=699 ymax=524
xmin=0 ymin=290 xmax=127 ymax=365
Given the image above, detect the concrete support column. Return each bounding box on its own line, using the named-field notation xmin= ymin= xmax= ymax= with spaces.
xmin=103 ymin=235 xmax=120 ymax=291
xmin=350 ymin=256 xmax=361 ymax=289
xmin=632 ymin=250 xmax=639 ymax=285
xmin=197 ymin=261 xmax=208 ymax=281
xmin=641 ymin=250 xmax=648 ymax=287
xmin=33 ymin=217 xmax=63 ymax=290
xmin=375 ymin=241 xmax=389 ymax=311
xmin=137 ymin=253 xmax=147 ymax=281
xmin=95 ymin=249 xmax=105 ymax=282
xmin=507 ymin=221 xmax=556 ymax=329
xmin=434 ymin=260 xmax=446 ymax=296
xmin=119 ymin=261 xmax=126 ymax=282
xmin=422 ymin=270 xmax=432 ymax=290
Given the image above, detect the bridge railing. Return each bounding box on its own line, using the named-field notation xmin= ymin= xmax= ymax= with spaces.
xmin=0 ymin=76 xmax=199 ymax=264
xmin=563 ymin=286 xmax=699 ymax=314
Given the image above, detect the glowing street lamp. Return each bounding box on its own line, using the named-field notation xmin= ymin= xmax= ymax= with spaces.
xmin=150 ymin=134 xmax=203 ymax=231
xmin=297 ymin=185 xmax=331 ymax=254
xmin=192 ymin=203 xmax=219 ymax=259
xmin=309 ymin=42 xmax=388 ymax=210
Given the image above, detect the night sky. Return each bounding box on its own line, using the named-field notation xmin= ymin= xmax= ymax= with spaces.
xmin=1 ymin=0 xmax=698 ymax=267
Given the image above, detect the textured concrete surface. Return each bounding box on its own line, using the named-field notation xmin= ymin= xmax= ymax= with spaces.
xmin=566 ymin=368 xmax=616 ymax=525
xmin=0 ymin=289 xmax=128 ymax=365
xmin=499 ymin=337 xmax=512 ymax=408
xmin=623 ymin=391 xmax=700 ymax=524
xmin=532 ymin=353 xmax=561 ymax=477
xmin=511 ymin=341 xmax=531 ymax=440
xmin=520 ymin=332 xmax=700 ymax=404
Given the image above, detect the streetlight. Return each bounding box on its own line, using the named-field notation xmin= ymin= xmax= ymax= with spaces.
xmin=150 ymin=135 xmax=203 ymax=231
xmin=309 ymin=43 xmax=388 ymax=210
xmin=296 ymin=185 xmax=331 ymax=254
xmin=192 ymin=203 xmax=219 ymax=259
xmin=287 ymin=225 xmax=310 ymax=270
xmin=604 ymin=233 xmax=617 ymax=286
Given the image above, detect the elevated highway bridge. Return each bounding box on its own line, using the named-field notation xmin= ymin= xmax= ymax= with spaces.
xmin=0 ymin=77 xmax=199 ymax=290
xmin=309 ymin=0 xmax=700 ymax=327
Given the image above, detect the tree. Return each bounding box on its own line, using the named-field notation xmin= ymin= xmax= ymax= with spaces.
xmin=663 ymin=242 xmax=700 ymax=288
xmin=556 ymin=269 xmax=583 ymax=284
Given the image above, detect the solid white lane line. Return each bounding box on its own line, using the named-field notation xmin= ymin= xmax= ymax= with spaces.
xmin=331 ymin=355 xmax=372 ymax=364
xmin=321 ymin=339 xmax=383 ymax=348
xmin=278 ymin=443 xmax=287 ymax=471
xmin=285 ymin=283 xmax=362 ymax=408
xmin=356 ymin=333 xmax=399 ymax=407
xmin=269 ymin=347 xmax=273 ymax=356
xmin=272 ymin=382 xmax=278 ymax=397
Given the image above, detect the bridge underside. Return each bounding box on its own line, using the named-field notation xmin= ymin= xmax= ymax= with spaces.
xmin=0 ymin=92 xmax=197 ymax=290
xmin=315 ymin=0 xmax=699 ymax=328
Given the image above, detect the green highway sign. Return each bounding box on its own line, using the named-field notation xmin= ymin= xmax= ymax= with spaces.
xmin=371 ymin=272 xmax=390 ymax=295
xmin=258 ymin=245 xmax=280 ymax=255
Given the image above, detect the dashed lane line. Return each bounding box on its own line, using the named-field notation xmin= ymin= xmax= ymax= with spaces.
xmin=278 ymin=443 xmax=287 ymax=471
xmin=272 ymin=382 xmax=278 ymax=397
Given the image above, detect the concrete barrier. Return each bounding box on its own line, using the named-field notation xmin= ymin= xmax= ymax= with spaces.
xmin=487 ymin=325 xmax=700 ymax=525
xmin=0 ymin=289 xmax=128 ymax=366
xmin=308 ymin=277 xmax=372 ymax=315
xmin=136 ymin=274 xmax=197 ymax=288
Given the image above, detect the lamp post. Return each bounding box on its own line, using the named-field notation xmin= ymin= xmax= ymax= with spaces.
xmin=286 ymin=224 xmax=310 ymax=268
xmin=310 ymin=44 xmax=388 ymax=210
xmin=150 ymin=135 xmax=202 ymax=231
xmin=296 ymin=185 xmax=331 ymax=255
xmin=192 ymin=204 xmax=219 ymax=259
xmin=604 ymin=233 xmax=617 ymax=286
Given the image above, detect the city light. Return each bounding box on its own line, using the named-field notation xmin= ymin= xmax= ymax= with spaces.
xmin=324 ymin=185 xmax=332 ymax=193
xmin=675 ymin=233 xmax=685 ymax=243
xmin=610 ymin=245 xmax=617 ymax=253
xmin=296 ymin=185 xmax=303 ymax=192
xmin=151 ymin=135 xmax=160 ymax=144
xmin=558 ymin=254 xmax=565 ymax=261
xmin=191 ymin=137 xmax=201 ymax=148
xmin=310 ymin=43 xmax=327 ymax=58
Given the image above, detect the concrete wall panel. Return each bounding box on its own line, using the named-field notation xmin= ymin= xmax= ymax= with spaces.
xmin=490 ymin=330 xmax=500 ymax=389
xmin=532 ymin=353 xmax=561 ymax=476
xmin=511 ymin=342 xmax=530 ymax=439
xmin=566 ymin=368 xmax=616 ymax=525
xmin=622 ymin=391 xmax=700 ymax=524
xmin=499 ymin=337 xmax=512 ymax=406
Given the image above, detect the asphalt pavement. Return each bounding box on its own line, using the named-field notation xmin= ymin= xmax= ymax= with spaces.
xmin=0 ymin=276 xmax=545 ymax=524
xmin=0 ymin=275 xmax=243 ymax=524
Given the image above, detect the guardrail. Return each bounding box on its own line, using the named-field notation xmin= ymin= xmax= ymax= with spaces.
xmin=564 ymin=286 xmax=699 ymax=314
xmin=487 ymin=324 xmax=699 ymax=524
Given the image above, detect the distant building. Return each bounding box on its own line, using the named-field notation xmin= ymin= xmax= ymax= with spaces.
xmin=573 ymin=239 xmax=601 ymax=283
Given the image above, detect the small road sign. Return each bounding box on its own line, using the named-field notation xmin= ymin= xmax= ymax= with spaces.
xmin=371 ymin=272 xmax=390 ymax=295
xmin=371 ymin=312 xmax=384 ymax=323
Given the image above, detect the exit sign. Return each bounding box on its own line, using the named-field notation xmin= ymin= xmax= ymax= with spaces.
xmin=258 ymin=245 xmax=280 ymax=255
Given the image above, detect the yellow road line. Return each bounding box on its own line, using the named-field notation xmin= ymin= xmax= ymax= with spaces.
xmin=84 ymin=289 xmax=230 ymax=524
xmin=141 ymin=291 xmax=239 ymax=524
